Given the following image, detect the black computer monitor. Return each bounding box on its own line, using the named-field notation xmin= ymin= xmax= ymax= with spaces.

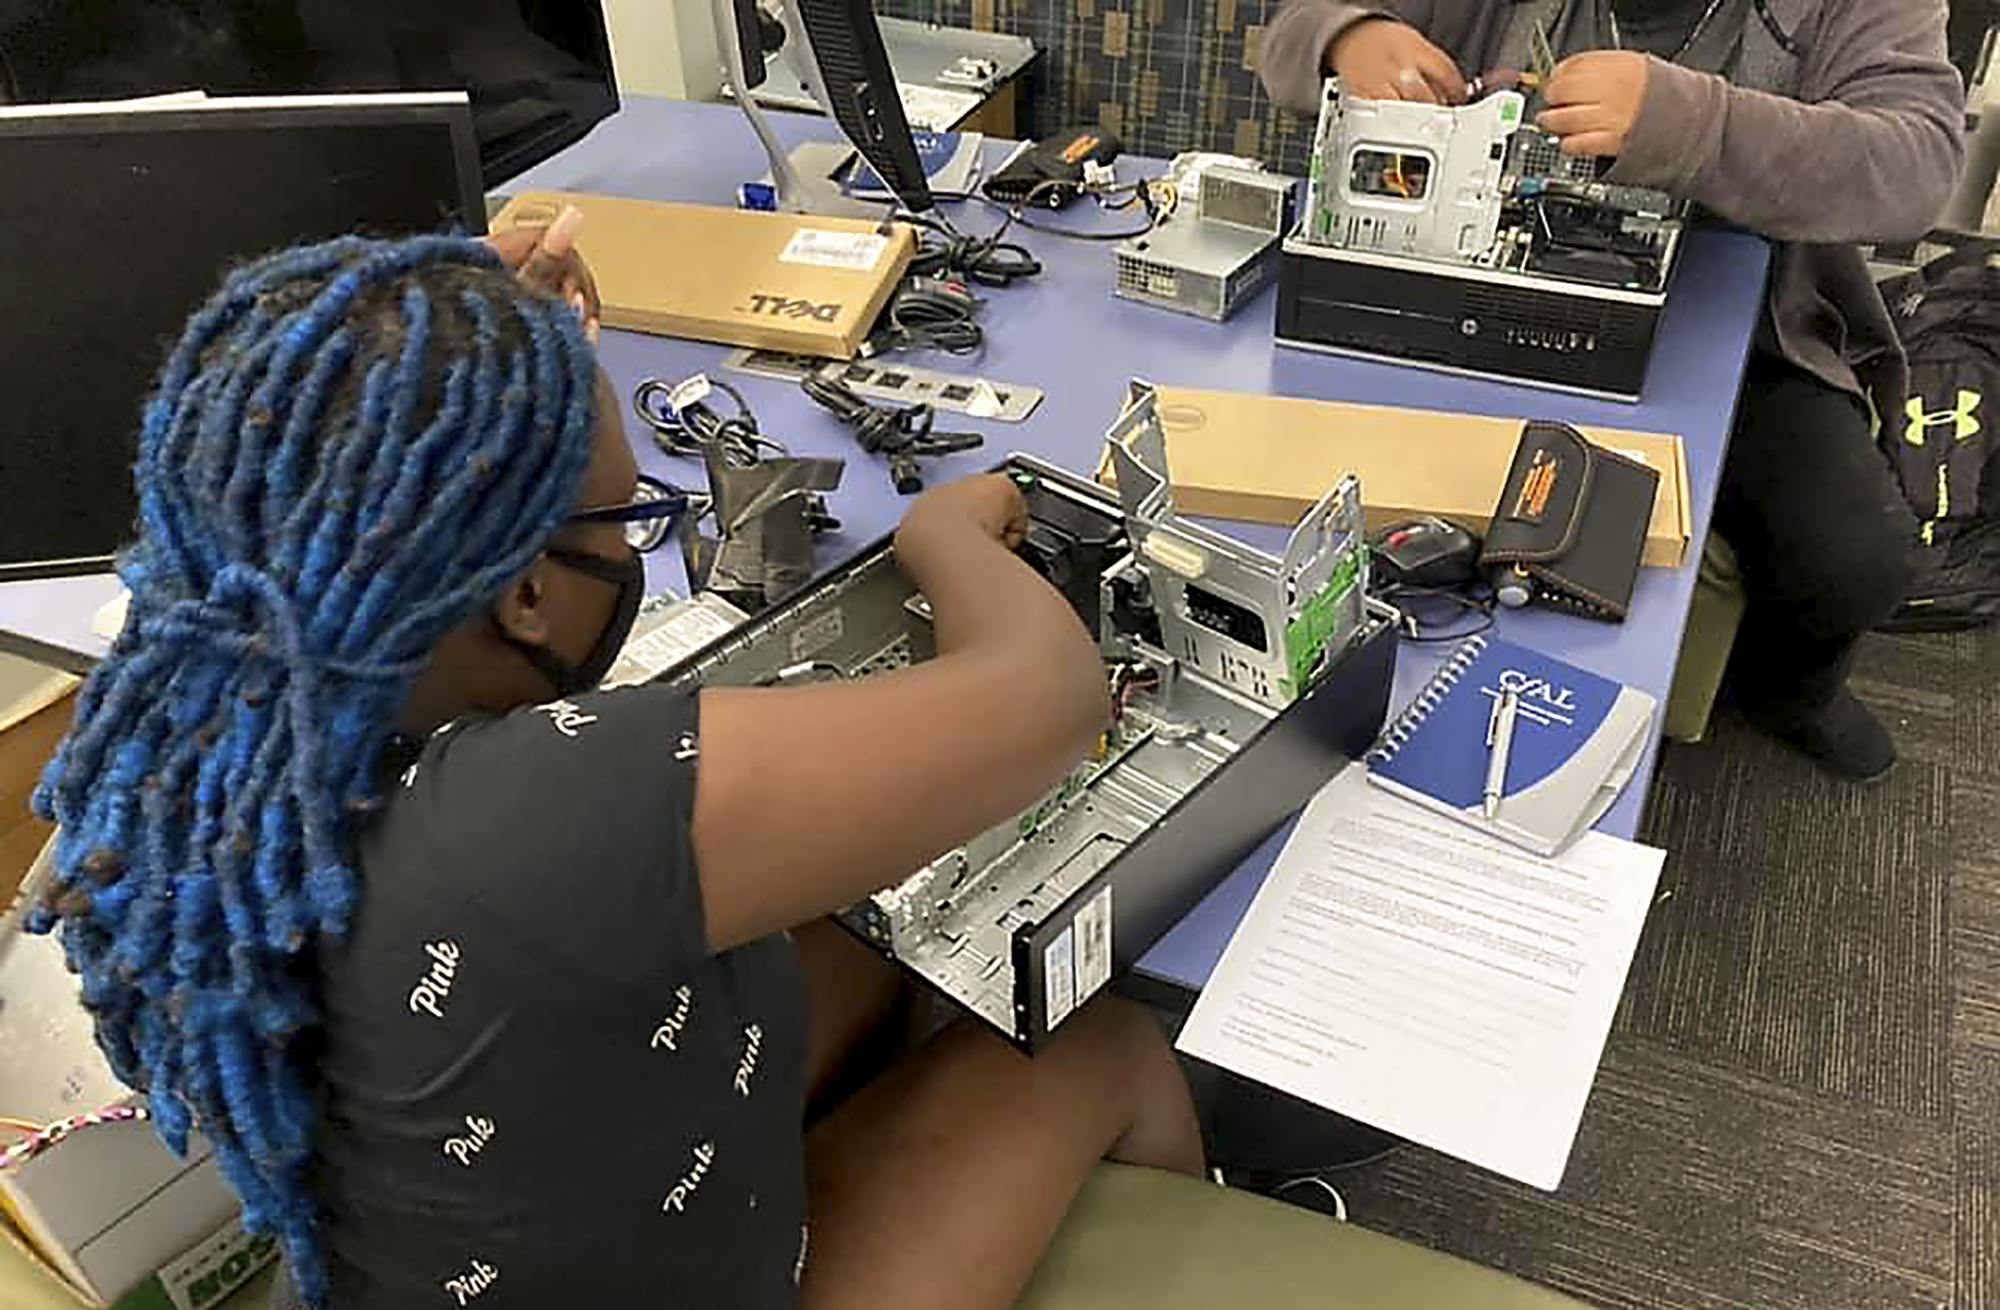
xmin=0 ymin=1 xmax=619 ymax=188
xmin=785 ymin=0 xmax=934 ymax=214
xmin=0 ymin=94 xmax=486 ymax=581
xmin=721 ymin=0 xmax=934 ymax=215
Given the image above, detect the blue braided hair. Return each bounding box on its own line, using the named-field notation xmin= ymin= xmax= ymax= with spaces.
xmin=29 ymin=234 xmax=599 ymax=1307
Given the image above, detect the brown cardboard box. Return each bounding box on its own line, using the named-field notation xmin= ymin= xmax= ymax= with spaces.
xmin=489 ymin=191 xmax=914 ymax=359
xmin=1096 ymin=387 xmax=1691 ymax=568
xmin=0 ymin=677 xmax=69 ymax=915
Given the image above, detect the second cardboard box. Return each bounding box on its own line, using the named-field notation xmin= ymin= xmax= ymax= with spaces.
xmin=1097 ymin=387 xmax=1690 ymax=569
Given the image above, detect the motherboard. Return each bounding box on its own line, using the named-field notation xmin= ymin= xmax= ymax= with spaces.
xmin=1300 ymin=81 xmax=1684 ymax=294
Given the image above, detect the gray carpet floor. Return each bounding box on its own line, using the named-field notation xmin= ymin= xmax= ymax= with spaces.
xmin=1326 ymin=627 xmax=2000 ymax=1310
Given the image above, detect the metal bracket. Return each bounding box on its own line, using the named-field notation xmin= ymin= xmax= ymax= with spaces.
xmin=1103 ymin=381 xmax=1368 ymax=707
xmin=681 ymin=446 xmax=845 ymax=613
xmin=723 ymin=348 xmax=1046 ymax=423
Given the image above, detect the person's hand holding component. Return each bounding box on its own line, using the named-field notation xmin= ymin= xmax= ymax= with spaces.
xmin=1326 ymin=18 xmax=1468 ymax=104
xmin=1536 ymin=51 xmax=1651 ymax=158
xmin=896 ymin=473 xmax=1031 ymax=558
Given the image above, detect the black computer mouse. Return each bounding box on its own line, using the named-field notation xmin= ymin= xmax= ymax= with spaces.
xmin=1369 ymin=516 xmax=1482 ymax=589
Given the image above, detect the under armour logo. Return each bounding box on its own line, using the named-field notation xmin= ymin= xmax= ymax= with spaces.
xmin=1904 ymin=389 xmax=1983 ymax=445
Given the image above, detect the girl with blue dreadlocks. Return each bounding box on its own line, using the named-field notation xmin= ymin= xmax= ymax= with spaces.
xmin=29 ymin=226 xmax=1201 ymax=1309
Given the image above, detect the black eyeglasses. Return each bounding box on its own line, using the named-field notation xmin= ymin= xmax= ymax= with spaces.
xmin=565 ymin=474 xmax=689 ymax=553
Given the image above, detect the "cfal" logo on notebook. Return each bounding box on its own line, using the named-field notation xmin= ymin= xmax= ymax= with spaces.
xmin=744 ymin=293 xmax=843 ymax=321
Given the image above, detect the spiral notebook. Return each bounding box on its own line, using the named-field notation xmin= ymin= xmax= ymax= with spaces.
xmin=1367 ymin=636 xmax=1656 ymax=856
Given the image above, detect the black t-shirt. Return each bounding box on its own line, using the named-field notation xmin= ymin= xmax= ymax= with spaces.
xmin=315 ymin=685 xmax=811 ymax=1309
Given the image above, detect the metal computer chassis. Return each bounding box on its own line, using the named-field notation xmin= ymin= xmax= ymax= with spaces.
xmin=1280 ymin=81 xmax=1681 ymax=399
xmin=648 ymin=456 xmax=1397 ymax=1051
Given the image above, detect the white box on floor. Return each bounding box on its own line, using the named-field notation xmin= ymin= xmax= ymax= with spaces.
xmin=0 ymin=918 xmax=259 ymax=1307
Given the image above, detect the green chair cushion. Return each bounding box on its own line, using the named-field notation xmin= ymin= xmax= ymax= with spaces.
xmin=2 ymin=1167 xmax=1590 ymax=1310
xmin=1017 ymin=1164 xmax=1592 ymax=1310
xmin=1664 ymin=532 xmax=1747 ymax=744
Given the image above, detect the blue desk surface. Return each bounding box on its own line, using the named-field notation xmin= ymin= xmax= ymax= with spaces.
xmin=0 ymin=96 xmax=1769 ymax=989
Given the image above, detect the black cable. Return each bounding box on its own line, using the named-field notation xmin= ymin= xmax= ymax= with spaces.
xmin=874 ymin=280 xmax=985 ymax=356
xmin=800 ymin=373 xmax=983 ymax=494
xmin=872 ymin=176 xmax=1154 ymax=364
xmin=901 ymin=212 xmax=1043 ymax=288
xmin=631 ymin=375 xmax=840 ymax=540
xmin=1375 ymin=583 xmax=1498 ymax=643
xmin=1012 ymin=209 xmax=1157 ymax=241
xmin=632 ymin=375 xmax=789 ymax=466
xmin=976 ymin=176 xmax=1161 ymax=243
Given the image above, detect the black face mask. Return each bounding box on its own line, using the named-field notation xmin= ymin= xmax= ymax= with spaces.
xmin=502 ymin=547 xmax=645 ymax=697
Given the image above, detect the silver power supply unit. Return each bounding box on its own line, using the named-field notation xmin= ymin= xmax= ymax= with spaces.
xmin=1115 ymin=166 xmax=1295 ymax=322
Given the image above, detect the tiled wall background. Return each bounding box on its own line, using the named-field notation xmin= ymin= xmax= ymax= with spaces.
xmin=883 ymin=0 xmax=1319 ymax=170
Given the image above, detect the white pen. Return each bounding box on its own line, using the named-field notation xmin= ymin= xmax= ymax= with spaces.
xmin=1484 ymin=688 xmax=1520 ymax=820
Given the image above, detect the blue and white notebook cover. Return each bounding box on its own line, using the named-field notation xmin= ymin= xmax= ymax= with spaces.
xmin=1367 ymin=635 xmax=1656 ymax=857
xmin=847 ymin=131 xmax=985 ymax=201
xmin=737 ymin=133 xmax=984 ymax=211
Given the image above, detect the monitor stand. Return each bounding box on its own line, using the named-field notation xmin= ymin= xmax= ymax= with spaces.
xmin=713 ymin=0 xmax=876 ymax=219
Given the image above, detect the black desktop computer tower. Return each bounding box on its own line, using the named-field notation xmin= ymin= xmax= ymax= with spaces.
xmin=1275 ymin=237 xmax=1671 ymax=401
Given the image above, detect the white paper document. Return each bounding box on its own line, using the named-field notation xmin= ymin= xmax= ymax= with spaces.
xmin=897 ymin=83 xmax=982 ymax=131
xmin=1177 ymin=766 xmax=1664 ymax=1190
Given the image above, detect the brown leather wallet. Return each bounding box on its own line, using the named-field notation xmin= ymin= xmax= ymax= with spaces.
xmin=1478 ymin=420 xmax=1660 ymax=622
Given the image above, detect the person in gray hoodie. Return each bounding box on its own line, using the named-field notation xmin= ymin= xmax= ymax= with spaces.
xmin=1260 ymin=0 xmax=1965 ymax=780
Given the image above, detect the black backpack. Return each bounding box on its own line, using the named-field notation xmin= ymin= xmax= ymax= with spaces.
xmin=1877 ymin=234 xmax=2000 ymax=632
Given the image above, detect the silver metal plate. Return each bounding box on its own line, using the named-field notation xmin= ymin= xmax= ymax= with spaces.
xmin=722 ymin=348 xmax=1045 ymax=423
